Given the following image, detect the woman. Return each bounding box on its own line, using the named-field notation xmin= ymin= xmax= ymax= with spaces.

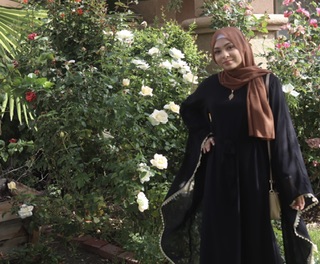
xmin=160 ymin=27 xmax=318 ymax=264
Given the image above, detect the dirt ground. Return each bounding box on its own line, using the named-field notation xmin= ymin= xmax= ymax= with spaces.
xmin=0 ymin=235 xmax=112 ymax=264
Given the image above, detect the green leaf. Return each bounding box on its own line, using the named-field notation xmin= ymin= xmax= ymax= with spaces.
xmin=16 ymin=96 xmax=22 ymax=124
xmin=0 ymin=7 xmax=47 ymax=57
xmin=22 ymin=103 xmax=29 ymax=126
xmin=9 ymin=94 xmax=14 ymax=120
xmin=0 ymin=92 xmax=8 ymax=117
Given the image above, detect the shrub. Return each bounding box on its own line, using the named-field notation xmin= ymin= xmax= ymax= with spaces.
xmin=201 ymin=0 xmax=269 ymax=39
xmin=5 ymin=1 xmax=209 ymax=262
xmin=265 ymin=0 xmax=320 ymax=194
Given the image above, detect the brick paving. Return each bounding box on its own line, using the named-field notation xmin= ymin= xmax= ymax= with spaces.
xmin=72 ymin=235 xmax=139 ymax=263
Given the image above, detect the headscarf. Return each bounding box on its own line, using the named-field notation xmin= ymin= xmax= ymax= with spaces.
xmin=211 ymin=27 xmax=275 ymax=140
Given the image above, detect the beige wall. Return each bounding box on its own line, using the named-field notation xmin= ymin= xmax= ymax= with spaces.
xmin=251 ymin=0 xmax=274 ymax=14
xmin=0 ymin=0 xmax=20 ymax=7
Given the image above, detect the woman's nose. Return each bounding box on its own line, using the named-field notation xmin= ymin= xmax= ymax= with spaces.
xmin=222 ymin=50 xmax=229 ymax=58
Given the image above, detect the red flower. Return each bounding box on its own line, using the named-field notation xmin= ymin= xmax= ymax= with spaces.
xmin=23 ymin=0 xmax=28 ymax=3
xmin=27 ymin=33 xmax=38 ymax=40
xmin=77 ymin=8 xmax=84 ymax=15
xmin=26 ymin=91 xmax=37 ymax=102
xmin=9 ymin=138 xmax=17 ymax=143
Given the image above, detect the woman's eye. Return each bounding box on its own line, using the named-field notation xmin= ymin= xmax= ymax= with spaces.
xmin=214 ymin=50 xmax=221 ymax=55
xmin=227 ymin=45 xmax=234 ymax=50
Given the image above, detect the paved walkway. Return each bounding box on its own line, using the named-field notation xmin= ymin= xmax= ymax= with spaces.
xmin=72 ymin=235 xmax=139 ymax=263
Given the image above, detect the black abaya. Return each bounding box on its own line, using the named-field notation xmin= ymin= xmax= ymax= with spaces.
xmin=160 ymin=73 xmax=318 ymax=264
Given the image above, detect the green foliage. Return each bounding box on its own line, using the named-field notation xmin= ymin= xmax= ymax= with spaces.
xmin=43 ymin=0 xmax=107 ymax=61
xmin=0 ymin=3 xmax=47 ymax=131
xmin=309 ymin=226 xmax=320 ymax=263
xmin=0 ymin=236 xmax=63 ymax=264
xmin=0 ymin=3 xmax=47 ymax=132
xmin=265 ymin=1 xmax=320 ymax=193
xmin=0 ymin=5 xmax=46 ymax=58
xmin=167 ymin=0 xmax=183 ymax=12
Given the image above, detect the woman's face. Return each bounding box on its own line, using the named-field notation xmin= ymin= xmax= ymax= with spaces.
xmin=213 ymin=38 xmax=243 ymax=71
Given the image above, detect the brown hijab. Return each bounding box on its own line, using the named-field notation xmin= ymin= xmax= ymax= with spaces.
xmin=211 ymin=27 xmax=275 ymax=140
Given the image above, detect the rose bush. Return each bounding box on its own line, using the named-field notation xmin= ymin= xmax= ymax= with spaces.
xmin=201 ymin=0 xmax=269 ymax=39
xmin=2 ymin=0 xmax=209 ymax=262
xmin=265 ymin=0 xmax=320 ymax=193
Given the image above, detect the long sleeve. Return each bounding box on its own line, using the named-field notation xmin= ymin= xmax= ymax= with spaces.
xmin=268 ymin=73 xmax=318 ymax=264
xmin=160 ymin=76 xmax=216 ymax=263
xmin=165 ymin=80 xmax=212 ymax=198
xmin=268 ymin=74 xmax=314 ymax=204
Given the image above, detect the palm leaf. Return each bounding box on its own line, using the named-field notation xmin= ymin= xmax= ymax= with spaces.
xmin=0 ymin=6 xmax=47 ymax=57
xmin=0 ymin=6 xmax=46 ymax=127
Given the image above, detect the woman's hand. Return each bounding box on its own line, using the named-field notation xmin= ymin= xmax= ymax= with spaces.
xmin=291 ymin=195 xmax=305 ymax=211
xmin=202 ymin=137 xmax=215 ymax=154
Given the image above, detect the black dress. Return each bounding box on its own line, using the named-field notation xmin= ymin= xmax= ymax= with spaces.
xmin=160 ymin=73 xmax=318 ymax=264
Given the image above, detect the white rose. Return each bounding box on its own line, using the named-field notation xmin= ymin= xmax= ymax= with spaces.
xmin=150 ymin=153 xmax=168 ymax=170
xmin=171 ymin=59 xmax=188 ymax=69
xmin=101 ymin=129 xmax=114 ymax=139
xmin=137 ymin=163 xmax=155 ymax=184
xmin=18 ymin=204 xmax=34 ymax=219
xmin=282 ymin=83 xmax=299 ymax=97
xmin=183 ymin=72 xmax=198 ymax=84
xmin=139 ymin=85 xmax=153 ymax=96
xmin=136 ymin=192 xmax=149 ymax=212
xmin=115 ymin=30 xmax=134 ymax=44
xmin=148 ymin=109 xmax=168 ymax=126
xmin=179 ymin=64 xmax=191 ymax=74
xmin=140 ymin=173 xmax=151 ymax=184
xmin=159 ymin=60 xmax=172 ymax=71
xmin=148 ymin=47 xmax=160 ymax=56
xmin=132 ymin=59 xmax=150 ymax=70
xmin=122 ymin=79 xmax=130 ymax=86
xmin=164 ymin=102 xmax=180 ymax=114
xmin=169 ymin=48 xmax=185 ymax=60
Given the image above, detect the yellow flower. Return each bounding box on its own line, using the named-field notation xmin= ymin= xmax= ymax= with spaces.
xmin=7 ymin=181 xmax=17 ymax=190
